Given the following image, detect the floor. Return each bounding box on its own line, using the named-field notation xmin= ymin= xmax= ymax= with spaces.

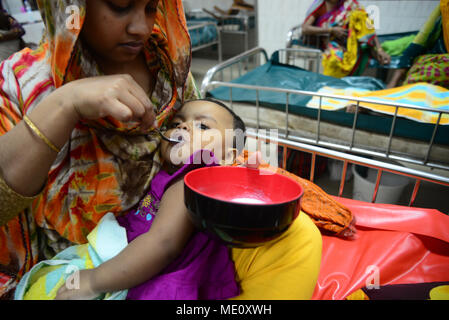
xmin=190 ymin=52 xmax=449 ymax=215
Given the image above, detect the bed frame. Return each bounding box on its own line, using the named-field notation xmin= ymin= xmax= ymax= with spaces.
xmin=188 ymin=9 xmax=256 ymax=57
xmin=200 ymin=47 xmax=449 ymax=208
xmin=247 ymin=128 xmax=449 ymax=207
xmin=286 ymin=24 xmax=329 ymax=51
xmin=188 ymin=20 xmax=222 ymax=63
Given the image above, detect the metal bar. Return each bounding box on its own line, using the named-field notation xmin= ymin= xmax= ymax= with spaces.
xmin=409 ymin=179 xmax=421 ymax=207
xmin=205 ymin=81 xmax=445 ymax=113
xmin=282 ymin=146 xmax=287 ymax=169
xmin=285 ymin=93 xmax=290 ymax=138
xmin=424 ymin=112 xmax=442 ymax=164
xmin=229 ymin=87 xmax=233 ymax=110
xmin=247 ymin=129 xmax=449 ymax=188
xmin=372 ymin=169 xmax=383 ymax=203
xmin=338 ymin=160 xmax=349 ymax=197
xmin=310 ymin=152 xmax=316 ymax=183
xmin=350 ymin=101 xmax=360 ymax=149
xmin=316 ymin=96 xmax=322 ymax=144
xmin=386 ymin=106 xmax=399 ymax=156
xmin=256 ymin=90 xmax=260 ymax=130
xmin=200 ymin=47 xmax=269 ymax=96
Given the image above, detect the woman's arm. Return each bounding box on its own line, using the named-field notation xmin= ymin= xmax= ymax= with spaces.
xmin=372 ymin=35 xmax=391 ymax=65
xmin=0 ymin=75 xmax=155 ymax=199
xmin=302 ymin=15 xmax=347 ymax=39
xmin=56 ymin=179 xmax=194 ymax=299
xmin=0 ymin=13 xmax=25 ymax=42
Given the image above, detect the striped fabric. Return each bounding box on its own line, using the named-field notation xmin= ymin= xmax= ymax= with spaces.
xmin=307 ymin=82 xmax=449 ymax=125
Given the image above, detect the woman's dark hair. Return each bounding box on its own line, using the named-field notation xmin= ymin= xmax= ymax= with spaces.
xmin=183 ymin=98 xmax=246 ymax=152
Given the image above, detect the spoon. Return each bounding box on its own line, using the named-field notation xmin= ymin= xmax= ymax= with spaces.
xmin=154 ymin=128 xmax=181 ymax=144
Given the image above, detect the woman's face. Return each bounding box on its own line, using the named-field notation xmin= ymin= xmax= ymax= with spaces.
xmin=81 ymin=0 xmax=159 ymax=65
xmin=160 ymin=101 xmax=236 ymax=166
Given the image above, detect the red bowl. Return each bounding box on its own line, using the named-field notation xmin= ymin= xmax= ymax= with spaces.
xmin=184 ymin=166 xmax=304 ymax=247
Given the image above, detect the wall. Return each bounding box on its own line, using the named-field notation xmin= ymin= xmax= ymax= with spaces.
xmin=3 ymin=0 xmax=25 ymax=14
xmin=257 ymin=0 xmax=440 ymax=57
xmin=182 ymin=0 xmax=256 ymax=13
xmin=359 ymin=0 xmax=439 ymax=35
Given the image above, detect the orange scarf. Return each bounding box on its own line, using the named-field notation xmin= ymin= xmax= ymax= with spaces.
xmin=235 ymin=151 xmax=355 ymax=238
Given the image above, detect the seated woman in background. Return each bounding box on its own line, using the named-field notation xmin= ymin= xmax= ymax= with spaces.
xmin=0 ymin=5 xmax=25 ymax=61
xmin=387 ymin=0 xmax=449 ymax=89
xmin=302 ymin=0 xmax=390 ymax=78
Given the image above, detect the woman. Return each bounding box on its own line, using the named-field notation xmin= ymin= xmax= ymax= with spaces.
xmin=387 ymin=1 xmax=449 ymax=89
xmin=302 ymin=0 xmax=390 ymax=78
xmin=0 ymin=0 xmax=331 ymax=300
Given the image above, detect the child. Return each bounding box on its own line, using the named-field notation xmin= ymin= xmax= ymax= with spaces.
xmin=52 ymin=98 xmax=246 ymax=300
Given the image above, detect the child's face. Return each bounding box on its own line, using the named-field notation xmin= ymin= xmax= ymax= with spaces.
xmin=160 ymin=101 xmax=236 ymax=166
xmin=82 ymin=0 xmax=159 ymax=64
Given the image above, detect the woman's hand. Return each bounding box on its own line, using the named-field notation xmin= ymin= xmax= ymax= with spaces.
xmin=55 ymin=269 xmax=101 ymax=300
xmin=59 ymin=74 xmax=156 ymax=130
xmin=330 ymin=27 xmax=348 ymax=40
xmin=375 ymin=48 xmax=391 ymax=65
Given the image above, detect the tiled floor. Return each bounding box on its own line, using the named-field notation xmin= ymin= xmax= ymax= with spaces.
xmin=191 ymin=54 xmax=449 ymax=215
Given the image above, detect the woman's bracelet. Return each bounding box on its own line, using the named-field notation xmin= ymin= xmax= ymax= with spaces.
xmin=23 ymin=115 xmax=61 ymax=153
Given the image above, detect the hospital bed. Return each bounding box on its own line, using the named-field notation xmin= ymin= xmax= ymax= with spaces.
xmin=187 ymin=9 xmax=256 ymax=57
xmin=203 ymin=48 xmax=449 ymax=298
xmin=187 ymin=17 xmax=222 ymax=63
xmin=248 ymin=128 xmax=449 ymax=299
xmin=200 ymin=47 xmax=449 ymax=175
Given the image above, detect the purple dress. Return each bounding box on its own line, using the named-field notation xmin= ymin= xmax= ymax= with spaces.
xmin=116 ymin=151 xmax=240 ymax=300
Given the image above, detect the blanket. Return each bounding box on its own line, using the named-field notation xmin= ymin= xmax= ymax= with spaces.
xmin=306 ymin=82 xmax=449 ymax=125
xmin=14 ymin=213 xmax=128 ymax=300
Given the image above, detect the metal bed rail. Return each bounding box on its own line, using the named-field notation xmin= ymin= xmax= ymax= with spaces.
xmin=248 ymin=128 xmax=449 ymax=207
xmin=277 ymin=47 xmax=322 ymax=74
xmin=188 ymin=21 xmax=222 ymax=63
xmin=203 ymin=80 xmax=449 ymax=171
xmin=286 ymin=24 xmax=329 ymax=50
xmin=200 ymin=47 xmax=269 ymax=95
xmin=200 ymin=47 xmax=322 ymax=96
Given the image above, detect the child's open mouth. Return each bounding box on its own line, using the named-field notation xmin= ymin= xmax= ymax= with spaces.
xmin=169 ymin=130 xmax=190 ymax=146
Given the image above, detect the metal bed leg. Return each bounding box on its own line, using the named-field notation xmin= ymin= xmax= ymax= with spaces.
xmin=285 ymin=93 xmax=290 ymax=138
xmin=372 ymin=169 xmax=383 ymax=203
xmin=350 ymin=101 xmax=360 ymax=150
xmin=409 ymin=179 xmax=421 ymax=207
xmin=316 ymin=96 xmax=322 ymax=144
xmin=424 ymin=113 xmax=442 ymax=164
xmin=282 ymin=146 xmax=287 ymax=170
xmin=256 ymin=90 xmax=260 ymax=130
xmin=310 ymin=153 xmax=316 ymax=183
xmin=338 ymin=160 xmax=349 ymax=197
xmin=386 ymin=106 xmax=399 ymax=157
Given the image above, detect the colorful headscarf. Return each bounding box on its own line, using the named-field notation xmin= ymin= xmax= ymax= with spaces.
xmin=0 ymin=0 xmax=197 ymax=295
xmin=33 ymin=0 xmax=198 ymax=241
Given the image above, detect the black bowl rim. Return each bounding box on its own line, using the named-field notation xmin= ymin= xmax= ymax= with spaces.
xmin=184 ymin=166 xmax=304 ymax=207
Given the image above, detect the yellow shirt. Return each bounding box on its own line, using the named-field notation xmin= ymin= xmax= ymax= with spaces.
xmin=230 ymin=211 xmax=322 ymax=300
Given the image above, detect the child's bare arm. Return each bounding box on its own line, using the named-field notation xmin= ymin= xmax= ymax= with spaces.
xmin=56 ymin=179 xmax=194 ymax=299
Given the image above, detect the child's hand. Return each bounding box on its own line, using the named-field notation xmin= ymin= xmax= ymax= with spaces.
xmin=55 ymin=269 xmax=101 ymax=300
xmin=236 ymin=150 xmax=263 ymax=169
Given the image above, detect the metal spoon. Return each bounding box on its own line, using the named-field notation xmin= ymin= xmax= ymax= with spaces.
xmin=154 ymin=128 xmax=181 ymax=144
